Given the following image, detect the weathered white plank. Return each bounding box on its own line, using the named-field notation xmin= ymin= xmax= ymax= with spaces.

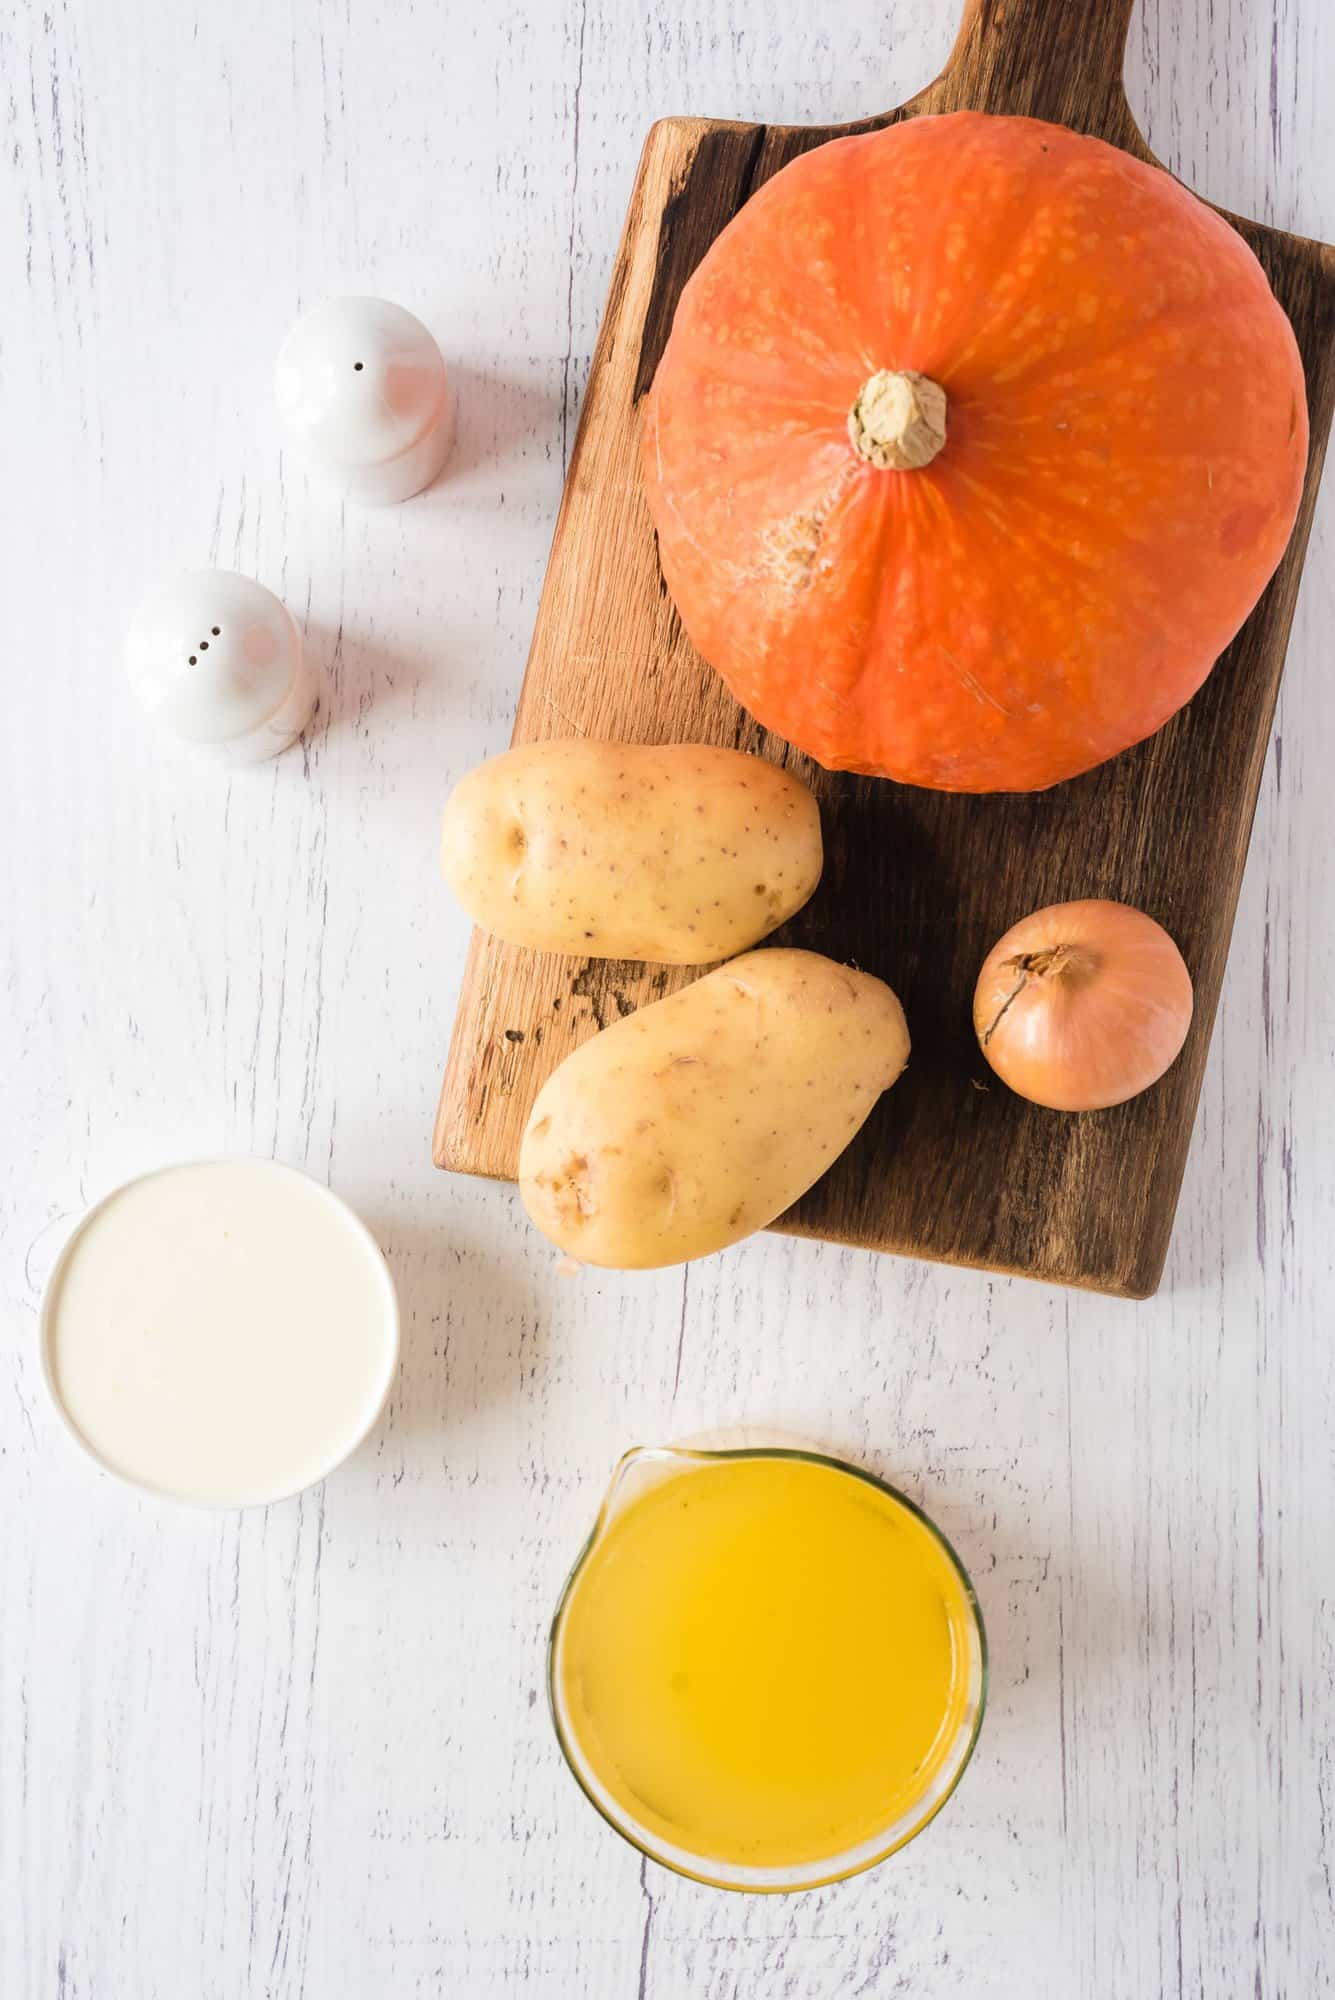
xmin=2 ymin=0 xmax=1333 ymax=1994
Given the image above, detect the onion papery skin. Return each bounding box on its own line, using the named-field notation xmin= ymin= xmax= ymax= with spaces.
xmin=973 ymin=899 xmax=1193 ymax=1111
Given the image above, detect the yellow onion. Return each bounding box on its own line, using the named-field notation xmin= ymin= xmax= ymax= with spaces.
xmin=973 ymin=900 xmax=1193 ymax=1111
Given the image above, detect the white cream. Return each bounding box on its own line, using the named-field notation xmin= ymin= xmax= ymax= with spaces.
xmin=42 ymin=1160 xmax=398 ymax=1506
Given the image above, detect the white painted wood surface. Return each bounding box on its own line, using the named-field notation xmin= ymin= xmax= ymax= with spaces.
xmin=3 ymin=1 xmax=1333 ymax=1992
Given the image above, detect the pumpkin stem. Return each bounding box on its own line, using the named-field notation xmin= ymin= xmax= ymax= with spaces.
xmin=848 ymin=370 xmax=948 ymax=471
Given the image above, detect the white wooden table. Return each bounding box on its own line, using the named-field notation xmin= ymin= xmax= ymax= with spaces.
xmin=4 ymin=2 xmax=1333 ymax=1993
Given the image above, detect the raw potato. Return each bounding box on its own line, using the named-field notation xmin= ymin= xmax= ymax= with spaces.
xmin=440 ymin=740 xmax=822 ymax=963
xmin=519 ymin=949 xmax=910 ymax=1269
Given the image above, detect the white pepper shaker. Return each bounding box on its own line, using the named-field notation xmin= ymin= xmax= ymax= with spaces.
xmin=124 ymin=569 xmax=317 ymax=765
xmin=274 ymin=296 xmax=453 ymax=505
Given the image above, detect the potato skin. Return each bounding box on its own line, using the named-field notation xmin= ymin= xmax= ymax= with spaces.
xmin=440 ymin=740 xmax=821 ymax=963
xmin=518 ymin=949 xmax=910 ymax=1269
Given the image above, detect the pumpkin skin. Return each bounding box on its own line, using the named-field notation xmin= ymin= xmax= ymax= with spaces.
xmin=642 ymin=112 xmax=1309 ymax=793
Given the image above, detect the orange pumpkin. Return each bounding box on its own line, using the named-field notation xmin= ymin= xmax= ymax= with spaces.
xmin=642 ymin=113 xmax=1308 ymax=793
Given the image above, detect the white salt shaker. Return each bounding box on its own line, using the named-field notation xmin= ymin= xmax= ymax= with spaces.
xmin=274 ymin=296 xmax=453 ymax=505
xmin=124 ymin=569 xmax=317 ymax=765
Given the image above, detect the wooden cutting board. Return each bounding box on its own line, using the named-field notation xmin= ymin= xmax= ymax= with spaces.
xmin=435 ymin=0 xmax=1335 ymax=1298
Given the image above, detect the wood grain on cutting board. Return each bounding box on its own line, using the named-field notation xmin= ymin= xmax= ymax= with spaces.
xmin=435 ymin=0 xmax=1335 ymax=1297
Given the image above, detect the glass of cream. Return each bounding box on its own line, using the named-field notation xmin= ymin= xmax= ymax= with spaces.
xmin=39 ymin=1158 xmax=399 ymax=1507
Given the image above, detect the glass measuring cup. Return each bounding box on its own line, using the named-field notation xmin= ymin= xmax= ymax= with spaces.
xmin=548 ymin=1439 xmax=987 ymax=1893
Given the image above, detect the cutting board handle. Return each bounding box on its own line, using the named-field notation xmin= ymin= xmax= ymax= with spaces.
xmin=931 ymin=0 xmax=1143 ymax=146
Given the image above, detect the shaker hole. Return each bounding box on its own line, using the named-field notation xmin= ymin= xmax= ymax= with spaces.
xmin=211 ymin=626 xmax=221 ymax=636
xmin=354 ymin=361 xmax=364 ymax=371
xmin=189 ymin=655 xmax=197 ymax=665
xmin=199 ymin=641 xmax=209 ymax=650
